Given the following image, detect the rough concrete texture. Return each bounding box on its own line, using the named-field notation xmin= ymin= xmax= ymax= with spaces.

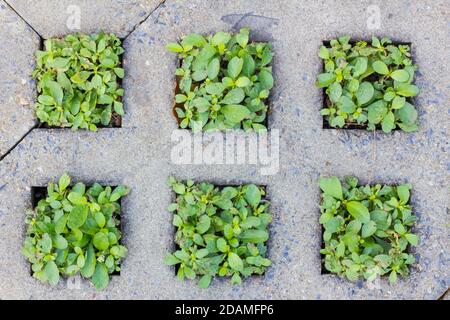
xmin=5 ymin=0 xmax=163 ymax=39
xmin=0 ymin=2 xmax=39 ymax=157
xmin=0 ymin=0 xmax=449 ymax=299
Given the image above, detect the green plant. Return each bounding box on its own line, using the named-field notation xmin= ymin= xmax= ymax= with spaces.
xmin=32 ymin=32 xmax=125 ymax=131
xmin=22 ymin=174 xmax=130 ymax=290
xmin=166 ymin=28 xmax=273 ymax=132
xmin=164 ymin=177 xmax=272 ymax=288
xmin=317 ymin=36 xmax=419 ymax=133
xmin=319 ymin=176 xmax=419 ymax=283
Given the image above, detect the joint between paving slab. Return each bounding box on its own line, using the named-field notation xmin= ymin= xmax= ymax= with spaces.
xmin=0 ymin=125 xmax=36 ymax=162
xmin=123 ymin=0 xmax=167 ymax=41
xmin=3 ymin=0 xmax=43 ymax=39
xmin=437 ymin=288 xmax=450 ymax=300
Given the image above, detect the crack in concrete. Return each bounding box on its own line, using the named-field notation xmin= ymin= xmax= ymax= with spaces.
xmin=0 ymin=125 xmax=36 ymax=162
xmin=0 ymin=0 xmax=168 ymax=164
xmin=3 ymin=0 xmax=42 ymax=38
xmin=123 ymin=0 xmax=167 ymax=41
xmin=438 ymin=288 xmax=449 ymax=300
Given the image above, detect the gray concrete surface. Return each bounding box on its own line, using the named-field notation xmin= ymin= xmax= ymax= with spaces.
xmin=5 ymin=0 xmax=163 ymax=39
xmin=0 ymin=0 xmax=448 ymax=299
xmin=0 ymin=2 xmax=39 ymax=157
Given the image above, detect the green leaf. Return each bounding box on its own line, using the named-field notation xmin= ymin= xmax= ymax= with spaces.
xmin=236 ymin=28 xmax=249 ymax=47
xmin=374 ymin=254 xmax=392 ymax=268
xmin=58 ymin=173 xmax=71 ymax=192
xmin=114 ymin=67 xmax=125 ymax=78
xmin=217 ymin=238 xmax=228 ymax=252
xmin=244 ymin=184 xmax=261 ymax=207
xmin=38 ymin=95 xmax=54 ymax=105
xmin=239 ymin=229 xmax=269 ymax=243
xmin=207 ymin=58 xmax=220 ymax=79
xmin=235 ymin=76 xmax=251 ymax=88
xmin=52 ymin=234 xmax=68 ymax=249
xmin=93 ymin=232 xmax=109 ymax=251
xmin=221 ymin=104 xmax=250 ymax=123
xmin=92 ymin=262 xmax=109 ymax=290
xmin=355 ymin=82 xmax=374 ymax=105
xmin=48 ymin=57 xmax=69 ymax=69
xmin=396 ymin=102 xmax=417 ymax=125
xmin=391 ymin=96 xmax=405 ymax=109
xmin=227 ymin=57 xmax=243 ymax=79
xmin=339 ymin=95 xmax=356 ymax=113
xmin=44 ymin=261 xmax=60 ymax=286
xmin=328 ymin=82 xmax=342 ymax=103
xmin=211 ymin=31 xmax=231 ymax=46
xmin=389 ymin=270 xmax=397 ymax=284
xmin=397 ymin=185 xmax=410 ymax=203
xmin=172 ymin=183 xmax=185 ymax=195
xmin=67 ymin=192 xmax=86 ymax=205
xmin=172 ymin=214 xmax=183 ymax=227
xmin=166 ymin=42 xmax=184 ymax=53
xmin=164 ymin=253 xmax=180 ymax=265
xmin=100 ymin=58 xmax=115 ymax=68
xmin=198 ymin=274 xmax=212 ymax=288
xmin=346 ymin=201 xmax=370 ymax=223
xmin=228 ymin=252 xmax=243 ymax=271
xmin=381 ymin=111 xmax=395 ymax=133
xmin=319 ymin=177 xmax=343 ymax=200
xmin=70 ymin=71 xmax=91 ymax=84
xmin=258 ymin=69 xmax=273 ymax=90
xmin=319 ymin=46 xmax=329 ymax=59
xmin=40 ymin=233 xmax=52 ymax=253
xmin=394 ymin=223 xmax=406 ymax=235
xmin=372 ymin=60 xmax=389 ymax=75
xmin=46 ymin=81 xmax=63 ymax=105
xmin=352 ymin=57 xmax=368 ymax=77
xmin=362 ymin=221 xmax=377 ymax=238
xmin=391 ymin=69 xmax=409 ymax=82
xmin=197 ymin=215 xmax=211 ymax=234
xmin=395 ymin=83 xmax=419 ymax=97
xmin=81 ymin=244 xmax=96 ymax=278
xmin=231 ymin=272 xmax=242 ymax=285
xmin=94 ymin=211 xmax=106 ymax=228
xmin=114 ymin=101 xmax=124 ymax=116
xmin=182 ymin=33 xmax=207 ymax=47
xmin=67 ymin=205 xmax=88 ymax=230
xmin=222 ymin=88 xmax=245 ymax=104
xmin=346 ymin=220 xmax=362 ymax=234
xmin=110 ymin=185 xmax=129 ymax=201
xmin=405 ymin=233 xmax=418 ymax=246
xmin=367 ymin=100 xmax=387 ymax=124
xmin=317 ymin=73 xmax=336 ymax=88
xmin=54 ymin=214 xmax=68 ymax=234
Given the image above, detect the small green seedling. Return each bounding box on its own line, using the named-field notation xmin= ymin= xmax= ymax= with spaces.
xmin=22 ymin=174 xmax=130 ymax=290
xmin=166 ymin=28 xmax=274 ymax=132
xmin=165 ymin=177 xmax=272 ymax=288
xmin=317 ymin=36 xmax=419 ymax=132
xmin=33 ymin=32 xmax=125 ymax=131
xmin=319 ymin=176 xmax=419 ymax=283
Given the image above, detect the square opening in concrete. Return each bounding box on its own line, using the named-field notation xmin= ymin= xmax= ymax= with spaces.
xmin=168 ymin=180 xmax=271 ymax=284
xmin=33 ymin=33 xmax=125 ymax=130
xmin=29 ymin=184 xmax=125 ymax=277
xmin=320 ymin=39 xmax=416 ymax=131
xmin=171 ymin=30 xmax=274 ymax=132
xmin=319 ymin=178 xmax=418 ymax=282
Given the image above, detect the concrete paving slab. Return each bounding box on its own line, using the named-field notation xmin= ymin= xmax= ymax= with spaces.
xmin=0 ymin=0 xmax=448 ymax=299
xmin=5 ymin=0 xmax=164 ymax=39
xmin=0 ymin=2 xmax=39 ymax=157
